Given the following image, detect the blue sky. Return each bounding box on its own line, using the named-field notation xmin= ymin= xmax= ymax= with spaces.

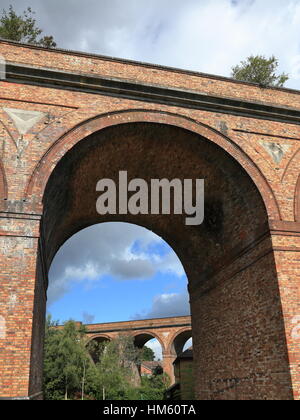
xmin=47 ymin=223 xmax=190 ymax=324
xmin=47 ymin=223 xmax=191 ymax=359
xmin=48 ymin=270 xmax=187 ymax=324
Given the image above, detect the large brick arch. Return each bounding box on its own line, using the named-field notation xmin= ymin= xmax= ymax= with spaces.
xmin=30 ymin=118 xmax=293 ymax=401
xmin=24 ymin=110 xmax=280 ymax=221
xmin=38 ymin=118 xmax=272 ymax=273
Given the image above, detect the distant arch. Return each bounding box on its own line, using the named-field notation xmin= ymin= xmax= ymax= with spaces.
xmin=86 ymin=333 xmax=112 ymax=345
xmin=132 ymin=330 xmax=165 ymax=354
xmin=86 ymin=334 xmax=112 ymax=364
xmin=168 ymin=327 xmax=192 ymax=356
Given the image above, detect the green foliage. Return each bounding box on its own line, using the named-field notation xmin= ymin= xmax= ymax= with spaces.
xmin=43 ymin=323 xmax=169 ymax=400
xmin=141 ymin=346 xmax=155 ymax=361
xmin=138 ymin=372 xmax=170 ymax=400
xmin=88 ymin=336 xmax=142 ymax=400
xmin=43 ymin=318 xmax=91 ymax=400
xmin=231 ymin=55 xmax=288 ymax=87
xmin=115 ymin=334 xmax=142 ymax=366
xmin=0 ymin=5 xmax=56 ymax=47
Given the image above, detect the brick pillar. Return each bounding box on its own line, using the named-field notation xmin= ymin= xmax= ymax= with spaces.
xmin=0 ymin=212 xmax=45 ymax=400
xmin=269 ymin=222 xmax=300 ymax=400
xmin=190 ymin=232 xmax=297 ymax=400
xmin=162 ymin=352 xmax=176 ymax=385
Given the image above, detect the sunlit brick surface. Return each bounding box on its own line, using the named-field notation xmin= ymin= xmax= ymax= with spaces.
xmin=0 ymin=40 xmax=299 ymax=400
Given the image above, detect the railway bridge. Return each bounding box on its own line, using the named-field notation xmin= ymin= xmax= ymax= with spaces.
xmin=82 ymin=315 xmax=192 ymax=383
xmin=0 ymin=39 xmax=299 ymax=399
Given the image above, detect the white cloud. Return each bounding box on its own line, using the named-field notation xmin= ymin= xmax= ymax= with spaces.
xmin=133 ymin=291 xmax=190 ymax=320
xmin=183 ymin=338 xmax=193 ymax=352
xmin=146 ymin=338 xmax=163 ymax=361
xmin=2 ymin=0 xmax=300 ymax=88
xmin=136 ymin=0 xmax=300 ymax=89
xmin=48 ymin=223 xmax=186 ymax=305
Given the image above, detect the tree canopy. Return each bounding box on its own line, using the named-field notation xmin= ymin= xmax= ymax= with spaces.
xmin=43 ymin=319 xmax=169 ymax=400
xmin=231 ymin=55 xmax=288 ymax=87
xmin=141 ymin=346 xmax=155 ymax=361
xmin=43 ymin=317 xmax=89 ymax=400
xmin=0 ymin=5 xmax=56 ymax=47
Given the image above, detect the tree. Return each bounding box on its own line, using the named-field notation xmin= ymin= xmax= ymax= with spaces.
xmin=0 ymin=5 xmax=56 ymax=47
xmin=141 ymin=346 xmax=155 ymax=361
xmin=44 ymin=325 xmax=169 ymax=400
xmin=43 ymin=316 xmax=65 ymax=400
xmin=94 ymin=336 xmax=142 ymax=400
xmin=91 ymin=336 xmax=169 ymax=400
xmin=43 ymin=318 xmax=92 ymax=400
xmin=139 ymin=371 xmax=170 ymax=400
xmin=231 ymin=55 xmax=288 ymax=87
xmin=59 ymin=321 xmax=88 ymax=400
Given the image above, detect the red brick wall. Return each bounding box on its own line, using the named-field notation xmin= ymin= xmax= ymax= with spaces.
xmin=1 ymin=40 xmax=300 ymax=108
xmin=0 ymin=233 xmax=40 ymax=397
xmin=191 ymin=237 xmax=293 ymax=400
xmin=272 ymin=247 xmax=300 ymax=400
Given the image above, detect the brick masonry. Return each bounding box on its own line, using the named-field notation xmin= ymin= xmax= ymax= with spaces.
xmin=0 ymin=40 xmax=299 ymax=400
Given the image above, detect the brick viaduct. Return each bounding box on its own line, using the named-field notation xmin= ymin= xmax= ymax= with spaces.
xmin=0 ymin=39 xmax=299 ymax=400
xmin=81 ymin=316 xmax=192 ymax=384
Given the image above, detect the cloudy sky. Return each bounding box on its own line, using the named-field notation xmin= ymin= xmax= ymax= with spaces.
xmin=48 ymin=223 xmax=189 ymax=323
xmin=48 ymin=223 xmax=190 ymax=359
xmin=2 ymin=0 xmax=300 ymax=88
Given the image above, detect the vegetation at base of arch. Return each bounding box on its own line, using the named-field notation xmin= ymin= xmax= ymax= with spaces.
xmin=43 ymin=317 xmax=169 ymax=400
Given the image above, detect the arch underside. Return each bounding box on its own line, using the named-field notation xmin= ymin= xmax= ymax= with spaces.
xmin=171 ymin=329 xmax=193 ymax=356
xmin=43 ymin=122 xmax=270 ymax=277
xmin=86 ymin=336 xmax=111 ymax=364
xmin=87 ymin=335 xmax=111 ymax=344
xmin=27 ymin=110 xmax=280 ymax=221
xmin=35 ymin=121 xmax=294 ymax=400
xmin=133 ymin=333 xmax=162 ymax=350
